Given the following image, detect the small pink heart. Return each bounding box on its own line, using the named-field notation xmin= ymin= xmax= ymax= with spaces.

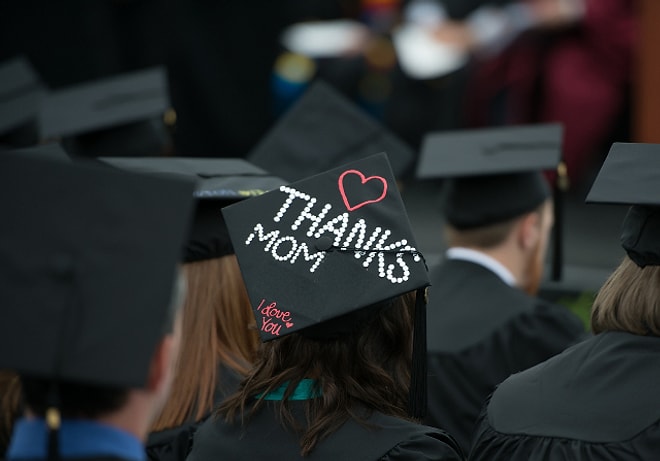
xmin=286 ymin=322 xmax=294 ymax=328
xmin=338 ymin=169 xmax=388 ymax=212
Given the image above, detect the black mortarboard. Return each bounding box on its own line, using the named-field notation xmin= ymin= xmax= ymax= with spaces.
xmin=98 ymin=157 xmax=287 ymax=262
xmin=417 ymin=124 xmax=562 ymax=229
xmin=38 ymin=67 xmax=172 ymax=157
xmin=7 ymin=143 xmax=70 ymax=162
xmin=248 ymin=81 xmax=415 ymax=182
xmin=586 ymin=143 xmax=660 ymax=267
xmin=0 ymin=153 xmax=195 ymax=388
xmin=224 ymin=152 xmax=429 ymax=417
xmin=0 ymin=56 xmax=47 ymax=146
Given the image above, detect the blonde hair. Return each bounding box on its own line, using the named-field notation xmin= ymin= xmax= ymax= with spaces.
xmin=591 ymin=256 xmax=660 ymax=335
xmin=151 ymin=255 xmax=259 ymax=430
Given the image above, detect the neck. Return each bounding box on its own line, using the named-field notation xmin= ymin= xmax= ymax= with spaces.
xmin=95 ymin=390 xmax=158 ymax=442
xmin=472 ymin=243 xmax=525 ymax=287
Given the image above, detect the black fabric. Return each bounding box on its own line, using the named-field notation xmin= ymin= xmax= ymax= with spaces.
xmin=248 ymin=81 xmax=415 ymax=182
xmin=8 ymin=456 xmax=132 ymax=461
xmin=586 ymin=142 xmax=660 ymax=207
xmin=0 ymin=153 xmax=195 ymax=388
xmin=96 ymin=156 xmax=287 ymax=262
xmin=443 ymin=172 xmax=550 ymax=229
xmin=470 ymin=332 xmax=660 ymax=460
xmin=585 ymin=142 xmax=660 ymax=268
xmin=620 ymin=206 xmax=660 ymax=268
xmin=417 ymin=124 xmax=562 ymax=179
xmin=424 ymin=259 xmax=586 ymax=454
xmin=188 ymin=401 xmax=464 ymax=461
xmin=0 ymin=56 xmax=46 ymax=140
xmin=184 ymin=200 xmax=234 ymax=262
xmin=146 ymin=363 xmax=242 ymax=461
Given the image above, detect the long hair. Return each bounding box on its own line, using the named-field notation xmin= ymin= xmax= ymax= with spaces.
xmin=218 ymin=291 xmax=416 ymax=456
xmin=0 ymin=371 xmax=21 ymax=454
xmin=591 ymin=256 xmax=660 ymax=335
xmin=152 ymin=255 xmax=259 ymax=430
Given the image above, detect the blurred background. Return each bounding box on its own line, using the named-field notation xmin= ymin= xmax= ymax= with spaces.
xmin=0 ymin=0 xmax=654 ymax=324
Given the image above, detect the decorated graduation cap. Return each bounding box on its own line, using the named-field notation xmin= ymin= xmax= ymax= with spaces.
xmin=0 ymin=153 xmax=195 ymax=388
xmin=223 ymin=152 xmax=429 ymax=417
xmin=586 ymin=143 xmax=660 ymax=268
xmin=417 ymin=123 xmax=563 ymax=229
xmin=98 ymin=157 xmax=287 ymax=262
xmin=38 ymin=67 xmax=173 ymax=157
xmin=0 ymin=56 xmax=47 ymax=146
xmin=248 ymin=80 xmax=415 ymax=182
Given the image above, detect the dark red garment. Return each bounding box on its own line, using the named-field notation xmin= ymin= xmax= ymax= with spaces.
xmin=465 ymin=0 xmax=637 ymax=184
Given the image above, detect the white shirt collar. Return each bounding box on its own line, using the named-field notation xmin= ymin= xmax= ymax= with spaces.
xmin=446 ymin=247 xmax=517 ymax=287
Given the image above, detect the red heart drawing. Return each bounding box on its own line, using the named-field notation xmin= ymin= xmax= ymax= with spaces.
xmin=286 ymin=322 xmax=294 ymax=328
xmin=338 ymin=169 xmax=388 ymax=212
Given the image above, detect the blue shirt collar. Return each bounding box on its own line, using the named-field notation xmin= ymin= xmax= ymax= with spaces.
xmin=8 ymin=418 xmax=145 ymax=461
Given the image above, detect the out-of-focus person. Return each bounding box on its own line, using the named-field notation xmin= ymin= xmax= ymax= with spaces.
xmin=187 ymin=153 xmax=465 ymax=460
xmin=416 ymin=125 xmax=587 ymax=453
xmin=0 ymin=153 xmax=195 ymax=460
xmin=469 ymin=143 xmax=660 ymax=460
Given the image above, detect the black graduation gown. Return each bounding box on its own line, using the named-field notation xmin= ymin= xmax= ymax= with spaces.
xmin=425 ymin=259 xmax=586 ymax=453
xmin=147 ymin=364 xmax=243 ymax=461
xmin=12 ymin=458 xmax=132 ymax=461
xmin=187 ymin=402 xmax=465 ymax=461
xmin=469 ymin=331 xmax=660 ymax=460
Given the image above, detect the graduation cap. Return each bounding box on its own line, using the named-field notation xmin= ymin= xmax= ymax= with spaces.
xmin=98 ymin=157 xmax=287 ymax=262
xmin=248 ymin=80 xmax=415 ymax=182
xmin=7 ymin=143 xmax=71 ymax=162
xmin=223 ymin=152 xmax=429 ymax=417
xmin=38 ymin=67 xmax=173 ymax=157
xmin=0 ymin=153 xmax=195 ymax=389
xmin=0 ymin=56 xmax=47 ymax=146
xmin=417 ymin=123 xmax=562 ymax=227
xmin=417 ymin=124 xmax=565 ymax=278
xmin=586 ymin=143 xmax=660 ymax=267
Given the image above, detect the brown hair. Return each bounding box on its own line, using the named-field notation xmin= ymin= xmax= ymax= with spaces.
xmin=0 ymin=371 xmax=21 ymax=454
xmin=218 ymin=291 xmax=416 ymax=456
xmin=591 ymin=256 xmax=660 ymax=335
xmin=444 ymin=202 xmax=549 ymax=250
xmin=152 ymin=255 xmax=259 ymax=430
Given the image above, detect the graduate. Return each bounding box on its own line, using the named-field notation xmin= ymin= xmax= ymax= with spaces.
xmin=0 ymin=153 xmax=195 ymax=460
xmin=416 ymin=124 xmax=586 ymax=453
xmin=97 ymin=157 xmax=285 ymax=461
xmin=469 ymin=142 xmax=660 ymax=459
xmin=187 ymin=153 xmax=464 ymax=460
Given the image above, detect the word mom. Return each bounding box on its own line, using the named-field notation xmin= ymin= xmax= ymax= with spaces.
xmin=244 ymin=185 xmax=421 ymax=284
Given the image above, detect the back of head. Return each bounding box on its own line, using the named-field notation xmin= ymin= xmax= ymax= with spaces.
xmin=94 ymin=157 xmax=286 ymax=432
xmin=591 ymin=255 xmax=660 ymax=336
xmin=586 ymin=143 xmax=660 ymax=337
xmin=218 ymin=153 xmax=430 ymax=456
xmin=152 ymin=255 xmax=259 ymax=430
xmin=221 ymin=292 xmax=416 ymax=456
xmin=0 ymin=153 xmax=195 ymax=453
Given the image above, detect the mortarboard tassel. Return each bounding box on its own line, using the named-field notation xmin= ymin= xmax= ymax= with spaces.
xmin=408 ymin=287 xmax=427 ymax=420
xmin=46 ymin=382 xmax=61 ymax=461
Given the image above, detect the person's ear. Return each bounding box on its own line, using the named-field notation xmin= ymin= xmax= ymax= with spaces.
xmin=144 ymin=335 xmax=176 ymax=393
xmin=518 ymin=211 xmax=541 ymax=251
